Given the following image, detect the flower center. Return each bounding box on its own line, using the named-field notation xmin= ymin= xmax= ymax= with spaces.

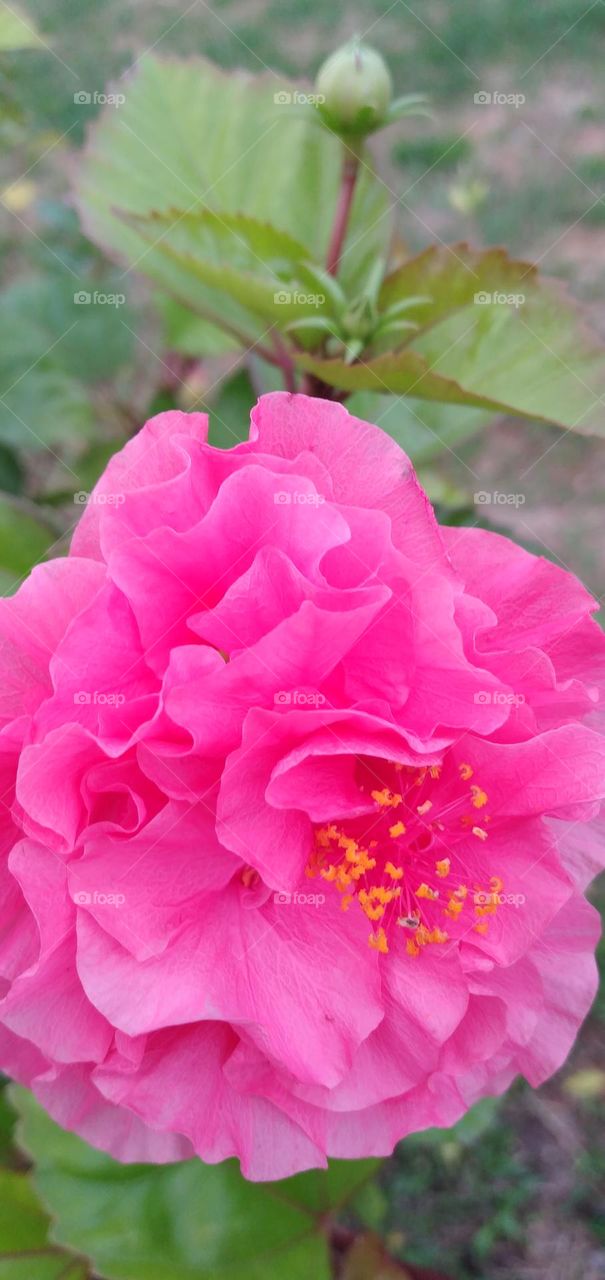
xmin=306 ymin=760 xmax=503 ymax=957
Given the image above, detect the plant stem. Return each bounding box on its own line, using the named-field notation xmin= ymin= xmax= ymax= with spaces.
xmin=271 ymin=331 xmax=297 ymax=394
xmin=326 ymin=144 xmax=361 ymax=277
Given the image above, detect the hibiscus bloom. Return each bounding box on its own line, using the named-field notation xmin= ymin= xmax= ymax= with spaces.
xmin=1 ymin=393 xmax=604 ymax=1179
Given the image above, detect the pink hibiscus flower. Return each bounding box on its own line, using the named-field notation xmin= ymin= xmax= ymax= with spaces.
xmin=1 ymin=392 xmax=604 ymax=1179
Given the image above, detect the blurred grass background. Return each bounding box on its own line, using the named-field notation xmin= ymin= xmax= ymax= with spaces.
xmin=0 ymin=1 xmax=604 ymax=1276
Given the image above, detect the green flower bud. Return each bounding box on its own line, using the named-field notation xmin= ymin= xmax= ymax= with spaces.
xmin=315 ymin=40 xmax=393 ymax=135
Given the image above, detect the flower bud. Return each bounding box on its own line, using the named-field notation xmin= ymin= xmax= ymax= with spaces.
xmin=315 ymin=40 xmax=393 ymax=135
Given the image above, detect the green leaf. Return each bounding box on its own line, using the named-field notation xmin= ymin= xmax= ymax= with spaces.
xmin=208 ymin=369 xmax=257 ymax=449
xmin=0 ymin=272 xmax=138 ymax=451
xmin=0 ymin=274 xmax=134 ymax=384
xmin=347 ymin=392 xmax=491 ymax=464
xmin=0 ymin=498 xmax=57 ymax=591
xmin=0 ymin=445 xmax=24 ymax=495
xmin=382 ymin=93 xmax=432 ymax=125
xmin=0 ymin=1169 xmax=89 ymax=1279
xmin=297 ymin=347 xmax=503 ymax=409
xmin=0 ymin=1082 xmax=17 ymax=1163
xmin=0 ymin=369 xmax=94 ymax=450
xmin=299 ymin=245 xmax=605 ymax=434
xmin=121 ymin=208 xmax=331 ymax=343
xmin=377 ymin=245 xmax=533 ymax=332
xmin=0 ymin=2 xmax=44 ymax=51
xmin=12 ymin=1087 xmax=381 ymax=1280
xmin=158 ymin=296 xmax=240 ymax=359
xmin=74 ymin=54 xmax=392 ymax=306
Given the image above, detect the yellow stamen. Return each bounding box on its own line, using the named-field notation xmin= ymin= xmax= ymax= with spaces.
xmin=435 ymin=857 xmax=451 ymax=878
xmin=470 ymin=784 xmax=488 ymax=809
xmin=369 ymin=927 xmax=389 ymax=954
xmin=417 ymin=800 xmax=433 ymax=816
xmin=389 ymin=821 xmax=406 ymax=838
xmin=445 ymin=897 xmax=464 ymax=919
xmin=385 ymin=861 xmax=404 ymax=880
xmin=459 ymin=762 xmax=473 ymax=780
xmin=472 ymin=826 xmax=488 ymax=841
xmin=369 ymin=886 xmax=400 ymax=904
xmin=417 ymin=883 xmax=439 ymax=900
xmin=320 ymin=864 xmax=337 ymax=882
xmin=378 ymin=788 xmax=401 ymax=808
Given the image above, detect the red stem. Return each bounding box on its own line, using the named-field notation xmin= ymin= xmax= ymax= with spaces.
xmin=272 ymin=331 xmax=297 ymax=394
xmin=326 ymin=146 xmax=361 ymax=277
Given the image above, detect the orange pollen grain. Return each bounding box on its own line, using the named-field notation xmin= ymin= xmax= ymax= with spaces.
xmin=470 ymin=784 xmax=488 ymax=809
xmin=385 ymin=861 xmax=404 ymax=880
xmin=389 ymin=821 xmax=406 ymax=838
